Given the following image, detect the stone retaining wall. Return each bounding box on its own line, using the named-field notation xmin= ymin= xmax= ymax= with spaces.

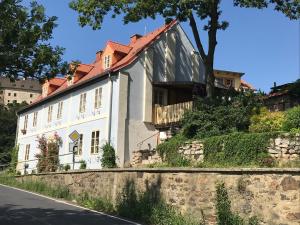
xmin=131 ymin=134 xmax=300 ymax=167
xmin=16 ymin=168 xmax=300 ymax=225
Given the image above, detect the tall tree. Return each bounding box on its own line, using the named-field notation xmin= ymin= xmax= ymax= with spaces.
xmin=0 ymin=0 xmax=68 ymax=81
xmin=69 ymin=0 xmax=299 ymax=98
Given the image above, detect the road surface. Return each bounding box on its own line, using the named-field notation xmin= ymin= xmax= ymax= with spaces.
xmin=0 ymin=184 xmax=139 ymax=225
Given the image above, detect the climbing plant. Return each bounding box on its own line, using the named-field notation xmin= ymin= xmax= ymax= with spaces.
xmin=36 ymin=133 xmax=62 ymax=173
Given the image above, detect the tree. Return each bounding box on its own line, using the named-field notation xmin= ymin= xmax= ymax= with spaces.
xmin=0 ymin=0 xmax=68 ymax=81
xmin=69 ymin=0 xmax=299 ymax=98
xmin=0 ymin=102 xmax=27 ymax=166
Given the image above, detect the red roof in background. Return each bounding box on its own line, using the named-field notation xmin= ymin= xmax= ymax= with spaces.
xmin=48 ymin=77 xmax=66 ymax=87
xmin=241 ymin=79 xmax=255 ymax=90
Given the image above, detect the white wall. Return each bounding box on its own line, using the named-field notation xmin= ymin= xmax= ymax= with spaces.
xmin=17 ymin=78 xmax=115 ymax=173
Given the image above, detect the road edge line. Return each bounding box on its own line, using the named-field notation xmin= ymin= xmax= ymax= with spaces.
xmin=0 ymin=183 xmax=142 ymax=225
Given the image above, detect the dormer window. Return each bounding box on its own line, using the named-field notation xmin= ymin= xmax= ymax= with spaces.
xmin=104 ymin=55 xmax=111 ymax=69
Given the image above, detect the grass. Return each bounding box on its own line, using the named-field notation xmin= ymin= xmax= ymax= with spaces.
xmin=0 ymin=175 xmax=200 ymax=225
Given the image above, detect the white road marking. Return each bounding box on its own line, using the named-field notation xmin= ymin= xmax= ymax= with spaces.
xmin=0 ymin=183 xmax=142 ymax=225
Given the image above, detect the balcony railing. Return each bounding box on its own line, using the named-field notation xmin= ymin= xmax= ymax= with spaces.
xmin=153 ymin=101 xmax=193 ymax=125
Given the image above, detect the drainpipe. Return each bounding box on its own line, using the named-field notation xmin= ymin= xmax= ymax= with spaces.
xmin=107 ymin=73 xmax=113 ymax=144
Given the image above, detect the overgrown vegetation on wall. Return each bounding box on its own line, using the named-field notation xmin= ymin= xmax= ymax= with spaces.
xmin=203 ymin=132 xmax=276 ymax=167
xmin=0 ymin=175 xmax=261 ymax=225
xmin=216 ymin=182 xmax=258 ymax=225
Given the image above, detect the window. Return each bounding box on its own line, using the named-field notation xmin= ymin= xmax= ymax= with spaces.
xmin=104 ymin=55 xmax=111 ymax=69
xmin=224 ymin=79 xmax=234 ymax=88
xmin=47 ymin=105 xmax=53 ymax=123
xmin=23 ymin=115 xmax=28 ymax=130
xmin=25 ymin=144 xmax=30 ymax=160
xmin=91 ymin=131 xmax=99 ymax=154
xmin=33 ymin=112 xmax=38 ymax=127
xmin=21 ymin=85 xmax=24 ymax=88
xmin=79 ymin=93 xmax=87 ymax=113
xmin=57 ymin=101 xmax=63 ymax=119
xmin=94 ymin=88 xmax=102 ymax=109
xmin=14 ymin=93 xmax=17 ymax=97
xmin=30 ymin=94 xmax=33 ymax=98
xmin=8 ymin=93 xmax=11 ymax=96
xmin=76 ymin=134 xmax=83 ymax=155
xmin=0 ymin=90 xmax=3 ymax=94
xmin=30 ymin=85 xmax=33 ymax=88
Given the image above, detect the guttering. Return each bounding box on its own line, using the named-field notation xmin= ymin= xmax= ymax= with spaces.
xmin=17 ymin=72 xmax=110 ymax=114
xmin=107 ymin=73 xmax=113 ymax=144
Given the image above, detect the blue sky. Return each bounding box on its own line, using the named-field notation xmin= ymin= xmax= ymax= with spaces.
xmin=26 ymin=0 xmax=299 ymax=92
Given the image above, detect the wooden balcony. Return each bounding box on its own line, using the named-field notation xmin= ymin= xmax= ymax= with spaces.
xmin=153 ymin=101 xmax=193 ymax=125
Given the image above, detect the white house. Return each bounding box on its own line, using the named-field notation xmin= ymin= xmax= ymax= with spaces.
xmin=16 ymin=20 xmax=250 ymax=173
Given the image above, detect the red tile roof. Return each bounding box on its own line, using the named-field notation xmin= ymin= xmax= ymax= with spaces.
xmin=27 ymin=20 xmax=178 ymax=109
xmin=241 ymin=79 xmax=255 ymax=90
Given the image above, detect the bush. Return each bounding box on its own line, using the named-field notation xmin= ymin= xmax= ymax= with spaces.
xmin=79 ymin=160 xmax=86 ymax=169
xmin=182 ymin=92 xmax=261 ymax=139
xmin=156 ymin=134 xmax=190 ymax=166
xmin=249 ymin=107 xmax=284 ymax=133
xmin=216 ymin=182 xmax=259 ymax=225
xmin=203 ymin=132 xmax=275 ymax=167
xmin=64 ymin=164 xmax=70 ymax=171
xmin=282 ymin=106 xmax=300 ymax=131
xmin=101 ymin=142 xmax=117 ymax=168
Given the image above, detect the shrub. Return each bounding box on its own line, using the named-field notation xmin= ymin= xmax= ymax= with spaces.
xmin=156 ymin=134 xmax=190 ymax=166
xmin=203 ymin=132 xmax=275 ymax=167
xmin=216 ymin=182 xmax=259 ymax=225
xmin=101 ymin=142 xmax=117 ymax=168
xmin=64 ymin=164 xmax=70 ymax=171
xmin=249 ymin=107 xmax=284 ymax=133
xmin=182 ymin=92 xmax=261 ymax=139
xmin=79 ymin=160 xmax=87 ymax=169
xmin=282 ymin=106 xmax=300 ymax=131
xmin=8 ymin=146 xmax=19 ymax=174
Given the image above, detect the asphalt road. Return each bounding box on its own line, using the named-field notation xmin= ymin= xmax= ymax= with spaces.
xmin=0 ymin=184 xmax=139 ymax=225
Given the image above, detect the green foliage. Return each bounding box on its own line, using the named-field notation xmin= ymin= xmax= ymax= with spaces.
xmin=182 ymin=92 xmax=261 ymax=139
xmin=156 ymin=134 xmax=190 ymax=167
xmin=249 ymin=107 xmax=284 ymax=133
xmin=203 ymin=132 xmax=275 ymax=167
xmin=64 ymin=164 xmax=71 ymax=171
xmin=7 ymin=146 xmax=19 ymax=174
xmin=282 ymin=106 xmax=300 ymax=131
xmin=36 ymin=134 xmax=62 ymax=173
xmin=101 ymin=143 xmax=117 ymax=168
xmin=0 ymin=175 xmax=71 ymax=199
xmin=0 ymin=102 xmax=27 ymax=167
xmin=0 ymin=0 xmax=67 ymax=80
xmin=116 ymin=180 xmax=200 ymax=225
xmin=77 ymin=192 xmax=114 ymax=213
xmin=216 ymin=182 xmax=259 ymax=225
xmin=79 ymin=160 xmax=87 ymax=169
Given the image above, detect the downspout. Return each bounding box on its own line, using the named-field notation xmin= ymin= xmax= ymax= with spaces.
xmin=107 ymin=73 xmax=113 ymax=144
xmin=15 ymin=113 xmax=19 ymax=147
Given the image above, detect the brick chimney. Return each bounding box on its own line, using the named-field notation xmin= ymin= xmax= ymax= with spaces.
xmin=96 ymin=50 xmax=103 ymax=62
xmin=130 ymin=34 xmax=142 ymax=45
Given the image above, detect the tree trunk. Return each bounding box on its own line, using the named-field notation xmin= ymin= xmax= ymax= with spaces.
xmin=205 ymin=63 xmax=215 ymax=98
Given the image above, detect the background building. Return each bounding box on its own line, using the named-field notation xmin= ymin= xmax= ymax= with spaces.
xmin=0 ymin=77 xmax=42 ymax=105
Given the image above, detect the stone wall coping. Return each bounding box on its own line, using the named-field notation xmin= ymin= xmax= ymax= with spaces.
xmin=16 ymin=167 xmax=300 ymax=177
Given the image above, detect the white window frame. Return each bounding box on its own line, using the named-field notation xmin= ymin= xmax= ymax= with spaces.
xmin=76 ymin=134 xmax=83 ymax=155
xmin=57 ymin=101 xmax=63 ymax=119
xmin=94 ymin=87 xmax=102 ymax=109
xmin=25 ymin=144 xmax=30 ymax=160
xmin=79 ymin=93 xmax=87 ymax=113
xmin=33 ymin=112 xmax=38 ymax=127
xmin=104 ymin=55 xmax=111 ymax=69
xmin=47 ymin=105 xmax=53 ymax=123
xmin=23 ymin=115 xmax=28 ymax=130
xmin=91 ymin=130 xmax=100 ymax=154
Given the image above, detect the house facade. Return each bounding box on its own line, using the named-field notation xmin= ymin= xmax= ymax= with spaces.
xmin=16 ymin=21 xmax=250 ymax=173
xmin=0 ymin=78 xmax=41 ymax=105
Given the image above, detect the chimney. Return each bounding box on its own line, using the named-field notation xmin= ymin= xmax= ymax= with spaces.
xmin=96 ymin=50 xmax=103 ymax=62
xmin=130 ymin=34 xmax=142 ymax=45
xmin=274 ymin=82 xmax=277 ymax=88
